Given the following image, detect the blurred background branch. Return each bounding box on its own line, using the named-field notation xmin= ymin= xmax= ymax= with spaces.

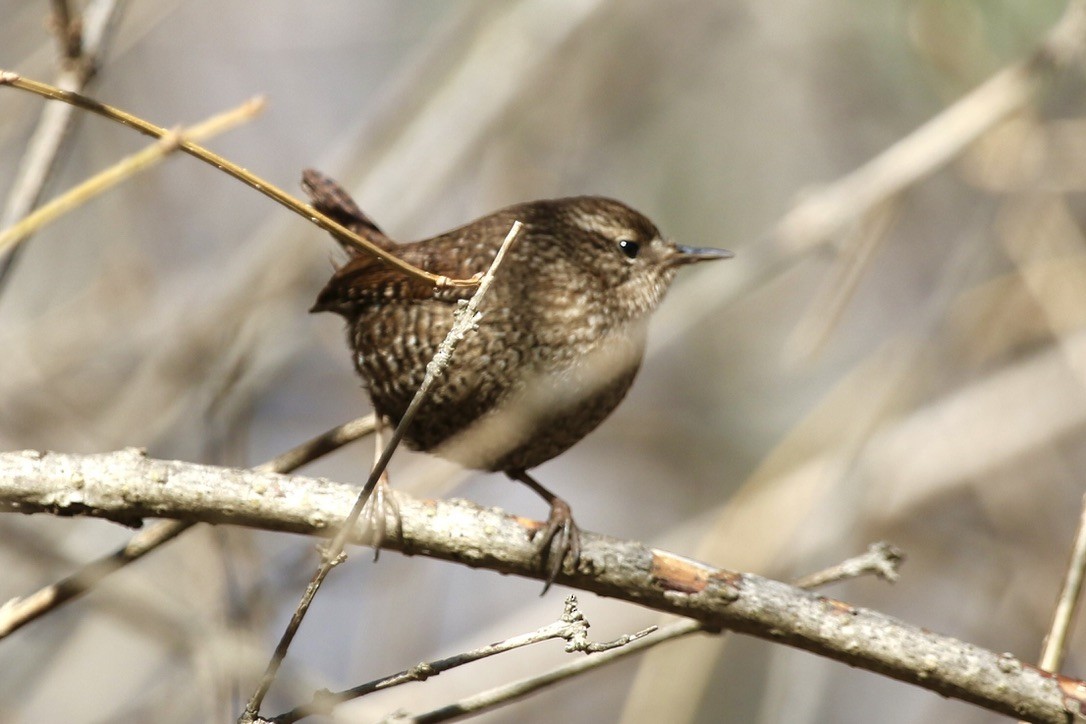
xmin=0 ymin=0 xmax=125 ymax=299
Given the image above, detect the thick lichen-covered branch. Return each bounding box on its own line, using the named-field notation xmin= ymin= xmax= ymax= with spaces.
xmin=0 ymin=449 xmax=1081 ymax=723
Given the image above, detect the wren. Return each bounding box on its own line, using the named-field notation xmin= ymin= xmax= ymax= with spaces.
xmin=304 ymin=169 xmax=732 ymax=590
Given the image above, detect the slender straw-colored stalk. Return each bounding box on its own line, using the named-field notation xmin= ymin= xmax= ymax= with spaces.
xmin=0 ymin=70 xmax=479 ymax=290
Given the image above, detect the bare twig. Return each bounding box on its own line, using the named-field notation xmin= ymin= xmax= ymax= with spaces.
xmin=0 ymin=0 xmax=127 ymax=299
xmin=0 ymin=70 xmax=479 ymax=290
xmin=0 ymin=517 xmax=191 ymax=639
xmin=792 ymin=541 xmax=904 ymax=590
xmin=0 ymin=414 xmax=376 ymax=639
xmin=386 ymin=543 xmax=907 ymax=723
xmin=253 ymin=414 xmax=378 ymax=477
xmin=774 ymin=0 xmax=1086 ymax=253
xmin=270 ymin=595 xmax=654 ymax=723
xmin=1 ymin=449 xmax=1081 ymax=723
xmin=240 ymin=221 xmax=523 ymax=722
xmin=1038 ymin=493 xmax=1086 ymax=673
xmin=0 ymin=96 xmax=265 ymax=256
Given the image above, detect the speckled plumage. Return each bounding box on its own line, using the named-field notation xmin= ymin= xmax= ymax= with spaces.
xmin=304 ymin=169 xmax=731 ymax=584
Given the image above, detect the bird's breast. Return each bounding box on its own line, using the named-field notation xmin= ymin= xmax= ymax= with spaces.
xmin=348 ymin=296 xmax=647 ymax=471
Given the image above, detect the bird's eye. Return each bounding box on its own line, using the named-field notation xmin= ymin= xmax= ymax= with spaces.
xmin=617 ymin=238 xmax=640 ymax=259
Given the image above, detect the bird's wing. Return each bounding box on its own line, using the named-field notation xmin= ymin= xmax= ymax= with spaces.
xmin=309 ymin=245 xmax=472 ymax=313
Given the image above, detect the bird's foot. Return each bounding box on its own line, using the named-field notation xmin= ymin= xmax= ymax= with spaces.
xmin=364 ymin=474 xmax=402 ymax=561
xmin=529 ymin=497 xmax=582 ymax=594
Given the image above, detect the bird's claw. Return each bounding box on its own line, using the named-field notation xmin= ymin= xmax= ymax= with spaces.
xmin=365 ymin=475 xmax=402 ymax=561
xmin=529 ymin=497 xmax=582 ymax=594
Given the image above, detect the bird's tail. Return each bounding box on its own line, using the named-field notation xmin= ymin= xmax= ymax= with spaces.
xmin=300 ymin=168 xmax=394 ymax=253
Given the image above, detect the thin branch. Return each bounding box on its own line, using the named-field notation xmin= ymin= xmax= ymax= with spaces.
xmin=398 ymin=542 xmax=908 ymax=724
xmin=0 ymin=70 xmax=479 ymax=290
xmin=774 ymin=0 xmax=1086 ymax=253
xmin=1038 ymin=493 xmax=1086 ymax=673
xmin=241 ymin=221 xmax=523 ymax=722
xmin=0 ymin=517 xmax=192 ymax=639
xmin=0 ymin=414 xmax=376 ymax=639
xmin=1 ymin=450 xmax=1082 ymax=723
xmin=254 ymin=414 xmax=378 ymax=476
xmin=0 ymin=96 xmax=266 ymax=256
xmin=0 ymin=0 xmax=127 ymax=300
xmin=270 ymin=595 xmax=654 ymax=723
xmin=792 ymin=541 xmax=904 ymax=590
xmin=302 ymin=547 xmax=902 ymax=724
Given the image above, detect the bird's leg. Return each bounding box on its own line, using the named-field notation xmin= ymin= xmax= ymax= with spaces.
xmin=366 ymin=417 xmax=402 ymax=561
xmin=508 ymin=469 xmax=582 ymax=593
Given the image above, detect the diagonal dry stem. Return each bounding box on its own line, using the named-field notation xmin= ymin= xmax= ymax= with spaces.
xmin=0 ymin=96 xmax=265 ymax=255
xmin=240 ymin=221 xmax=523 ymax=723
xmin=1037 ymin=493 xmax=1086 ymax=673
xmin=0 ymin=70 xmax=479 ymax=290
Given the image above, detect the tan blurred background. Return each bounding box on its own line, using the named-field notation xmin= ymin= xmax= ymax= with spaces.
xmin=1 ymin=1 xmax=1083 ymax=722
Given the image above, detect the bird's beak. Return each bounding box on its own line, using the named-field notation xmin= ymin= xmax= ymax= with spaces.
xmin=672 ymin=244 xmax=735 ymax=265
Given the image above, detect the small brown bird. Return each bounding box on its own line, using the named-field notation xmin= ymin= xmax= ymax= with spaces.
xmin=304 ymin=169 xmax=731 ymax=589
